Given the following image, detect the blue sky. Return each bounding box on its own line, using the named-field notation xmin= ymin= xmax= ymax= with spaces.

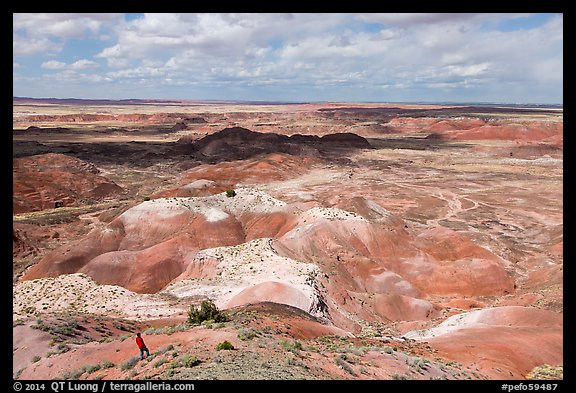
xmin=13 ymin=13 xmax=563 ymax=104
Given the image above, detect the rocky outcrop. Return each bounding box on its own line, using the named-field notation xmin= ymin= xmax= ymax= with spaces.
xmin=13 ymin=228 xmax=39 ymax=258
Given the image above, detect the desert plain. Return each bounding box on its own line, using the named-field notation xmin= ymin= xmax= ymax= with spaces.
xmin=12 ymin=97 xmax=563 ymax=381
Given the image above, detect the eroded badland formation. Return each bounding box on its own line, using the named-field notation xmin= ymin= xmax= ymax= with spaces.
xmin=12 ymin=98 xmax=563 ymax=381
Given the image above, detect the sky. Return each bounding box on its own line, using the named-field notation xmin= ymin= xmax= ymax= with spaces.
xmin=13 ymin=13 xmax=563 ymax=104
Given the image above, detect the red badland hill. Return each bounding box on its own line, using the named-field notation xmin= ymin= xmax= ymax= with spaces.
xmin=22 ymin=187 xmax=515 ymax=329
xmin=13 ymin=153 xmax=124 ymax=214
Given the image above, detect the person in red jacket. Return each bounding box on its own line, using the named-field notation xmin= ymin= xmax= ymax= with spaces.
xmin=136 ymin=332 xmax=150 ymax=360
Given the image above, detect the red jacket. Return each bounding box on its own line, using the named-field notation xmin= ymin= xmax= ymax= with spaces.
xmin=136 ymin=336 xmax=146 ymax=350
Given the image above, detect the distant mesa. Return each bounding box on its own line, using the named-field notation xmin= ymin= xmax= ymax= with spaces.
xmin=319 ymin=132 xmax=372 ymax=147
xmin=13 ymin=96 xmax=309 ymax=106
xmin=14 ymin=111 xmax=208 ymax=126
xmin=173 ymin=126 xmax=371 ymax=161
xmin=12 ymin=126 xmax=71 ymax=134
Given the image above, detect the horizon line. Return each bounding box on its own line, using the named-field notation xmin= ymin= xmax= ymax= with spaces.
xmin=13 ymin=96 xmax=563 ymax=108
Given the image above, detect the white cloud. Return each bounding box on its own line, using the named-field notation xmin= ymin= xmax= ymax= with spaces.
xmin=13 ymin=13 xmax=122 ymax=57
xmin=70 ymin=59 xmax=99 ymax=70
xmin=43 ymin=70 xmax=110 ymax=84
xmin=107 ymin=66 xmax=166 ymax=79
xmin=446 ymin=63 xmax=491 ymax=78
xmin=13 ymin=13 xmax=122 ymax=38
xmin=96 ymin=13 xmax=351 ymax=65
xmin=41 ymin=60 xmax=67 ymax=69
xmin=41 ymin=59 xmax=99 ymax=70
xmin=13 ymin=35 xmax=62 ymax=56
xmin=356 ymin=13 xmax=530 ymax=27
xmin=13 ymin=13 xmax=563 ymax=103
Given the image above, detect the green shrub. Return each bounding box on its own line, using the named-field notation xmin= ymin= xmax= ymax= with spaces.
xmin=121 ymin=356 xmax=140 ymax=370
xmin=84 ymin=364 xmax=101 ymax=374
xmin=101 ymin=360 xmax=115 ymax=369
xmin=216 ymin=340 xmax=234 ymax=351
xmin=153 ymin=358 xmax=168 ymax=368
xmin=47 ymin=343 xmax=70 ymax=357
xmin=237 ymin=327 xmax=259 ymax=341
xmin=143 ymin=197 xmax=151 ymax=201
xmin=526 ymin=364 xmax=563 ymax=380
xmin=225 ymin=189 xmax=236 ymax=198
xmin=280 ymin=339 xmax=303 ymax=352
xmin=155 ymin=344 xmax=174 ymax=355
xmin=61 ymin=368 xmax=85 ymax=380
xmin=182 ymin=354 xmax=201 ymax=367
xmin=187 ymin=300 xmax=228 ymax=325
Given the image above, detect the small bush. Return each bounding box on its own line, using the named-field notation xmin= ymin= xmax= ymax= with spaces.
xmin=182 ymin=354 xmax=201 ymax=367
xmin=112 ymin=321 xmax=131 ymax=331
xmin=237 ymin=327 xmax=259 ymax=341
xmin=155 ymin=344 xmax=174 ymax=355
xmin=101 ymin=360 xmax=115 ymax=369
xmin=225 ymin=189 xmax=236 ymax=198
xmin=61 ymin=368 xmax=85 ymax=380
xmin=335 ymin=355 xmax=355 ymax=375
xmin=280 ymin=339 xmax=303 ymax=352
xmin=153 ymin=358 xmax=168 ymax=368
xmin=143 ymin=197 xmax=151 ymax=201
xmin=47 ymin=343 xmax=70 ymax=357
xmin=286 ymin=354 xmax=307 ymax=368
xmin=84 ymin=364 xmax=101 ymax=374
xmin=526 ymin=364 xmax=563 ymax=380
xmin=382 ymin=346 xmax=394 ymax=354
xmin=165 ymin=323 xmax=191 ymax=335
xmin=121 ymin=356 xmax=140 ymax=370
xmin=188 ymin=300 xmax=228 ymax=325
xmin=216 ymin=340 xmax=234 ymax=351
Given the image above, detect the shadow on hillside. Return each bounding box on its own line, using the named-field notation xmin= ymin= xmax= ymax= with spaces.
xmin=13 ymin=127 xmax=371 ymax=168
xmin=13 ymin=127 xmax=472 ymax=169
